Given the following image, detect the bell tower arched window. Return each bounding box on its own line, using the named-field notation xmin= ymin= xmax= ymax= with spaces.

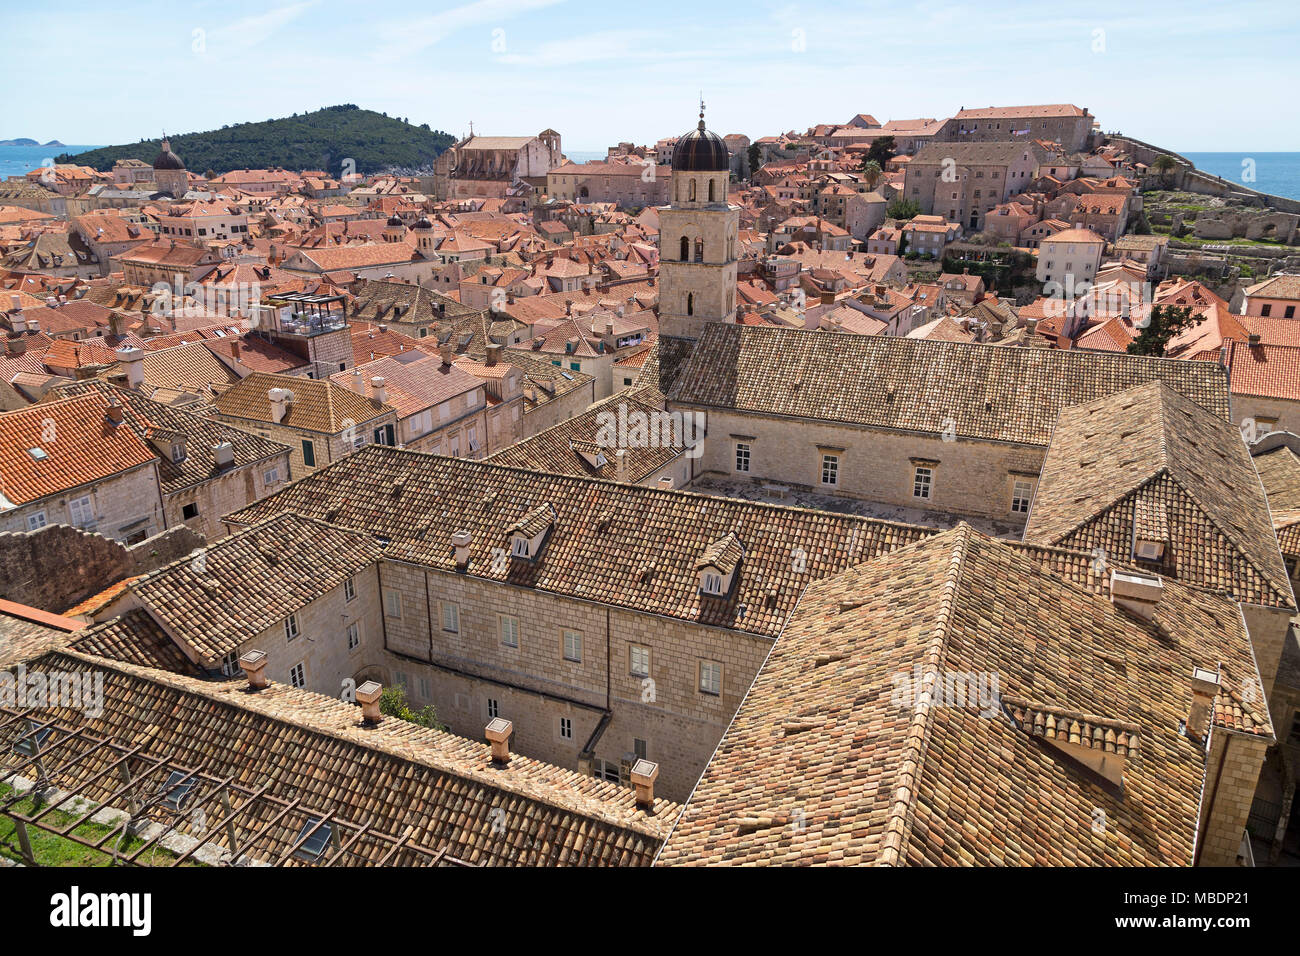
xmin=708 ymin=179 xmax=716 ymax=202
xmin=689 ymin=179 xmax=697 ymax=202
xmin=680 ymin=236 xmax=689 ymax=261
xmin=687 ymin=293 xmax=694 ymax=316
xmin=694 ymin=239 xmax=703 ymax=262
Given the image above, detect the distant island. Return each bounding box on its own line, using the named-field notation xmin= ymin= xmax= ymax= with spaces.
xmin=57 ymin=106 xmax=456 ymax=177
xmin=0 ymin=138 xmax=65 ymax=147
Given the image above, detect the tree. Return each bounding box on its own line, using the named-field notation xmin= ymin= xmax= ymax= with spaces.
xmin=1152 ymin=153 xmax=1177 ymax=187
xmin=886 ymin=197 xmax=921 ymax=220
xmin=859 ymin=159 xmax=882 ymax=189
xmin=865 ymin=136 xmax=897 ymax=168
xmin=379 ymin=685 xmax=447 ymax=731
xmin=1127 ymin=304 xmax=1196 ymax=356
xmin=747 ymin=143 xmax=761 ymax=178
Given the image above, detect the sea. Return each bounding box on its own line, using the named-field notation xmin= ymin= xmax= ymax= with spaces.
xmin=0 ymin=143 xmax=102 ymax=178
xmin=1170 ymin=152 xmax=1300 ymax=201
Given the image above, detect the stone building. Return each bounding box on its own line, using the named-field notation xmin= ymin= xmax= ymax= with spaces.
xmin=436 ymin=131 xmax=564 ymax=202
xmin=937 ymin=104 xmax=1095 ymax=153
xmin=656 ymin=109 xmax=739 ymax=339
xmin=904 ymin=142 xmax=1046 ymax=231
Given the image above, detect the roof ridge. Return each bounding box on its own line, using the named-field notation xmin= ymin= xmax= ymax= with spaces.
xmin=877 ymin=523 xmax=972 ymax=866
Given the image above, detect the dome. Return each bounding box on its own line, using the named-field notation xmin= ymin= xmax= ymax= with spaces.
xmin=414 ymin=216 xmax=433 ymax=229
xmin=386 ymin=214 xmax=404 ymax=227
xmin=152 ymin=139 xmax=184 ymax=171
xmin=671 ymin=110 xmax=729 ymax=172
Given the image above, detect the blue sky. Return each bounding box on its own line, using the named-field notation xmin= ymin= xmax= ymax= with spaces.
xmin=8 ymin=0 xmax=1299 ymax=151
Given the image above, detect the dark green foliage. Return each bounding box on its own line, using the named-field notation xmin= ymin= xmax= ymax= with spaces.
xmin=57 ymin=106 xmax=455 ymax=177
xmin=1127 ymin=304 xmax=1196 ymax=357
xmin=379 ymin=685 xmax=447 ymax=731
xmin=865 ymin=136 xmax=897 ymax=167
xmin=886 ymin=197 xmax=921 ymax=220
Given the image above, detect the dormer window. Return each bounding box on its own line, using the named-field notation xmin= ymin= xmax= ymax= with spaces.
xmin=1134 ymin=539 xmax=1165 ymax=562
xmin=694 ymin=532 xmax=744 ymax=599
xmin=507 ymin=503 xmax=557 ymax=563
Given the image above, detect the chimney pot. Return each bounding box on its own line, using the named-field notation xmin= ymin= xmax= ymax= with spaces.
xmin=240 ymin=650 xmax=269 ymax=689
xmin=1187 ymin=666 xmax=1220 ymax=740
xmin=1109 ymin=568 xmax=1163 ymax=621
xmin=485 ymin=717 xmax=513 ymax=763
xmin=630 ymin=758 xmax=659 ymax=810
xmin=452 ymin=529 xmax=472 ymax=567
xmin=356 ymin=680 xmax=383 ymax=724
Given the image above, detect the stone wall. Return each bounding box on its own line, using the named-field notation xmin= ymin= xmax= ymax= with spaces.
xmin=0 ymin=523 xmax=204 ymax=612
xmin=1198 ymin=730 xmax=1269 ymax=866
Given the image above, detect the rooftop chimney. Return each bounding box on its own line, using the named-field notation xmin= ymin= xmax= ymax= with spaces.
xmin=452 ymin=530 xmax=472 ymax=567
xmin=1187 ymin=666 xmax=1221 ymax=741
xmin=6 ymin=334 xmax=25 ymax=356
xmin=630 ymin=759 xmax=660 ymax=810
xmin=370 ymin=375 xmax=387 ymax=404
xmin=615 ymin=448 xmax=627 ymax=481
xmin=116 ymin=346 xmax=145 ymax=389
xmin=439 ymin=343 xmax=454 ymax=366
xmin=356 ymin=680 xmax=383 ymax=724
xmin=240 ymin=650 xmax=269 ymax=690
xmin=105 ymin=402 xmax=125 ymax=425
xmin=485 ymin=342 xmax=502 ymax=367
xmin=268 ymin=387 xmax=290 ymax=423
xmin=485 ymin=717 xmax=512 ymax=764
xmin=212 ymin=441 xmax=235 ymax=469
xmin=1110 ymin=568 xmax=1163 ymax=621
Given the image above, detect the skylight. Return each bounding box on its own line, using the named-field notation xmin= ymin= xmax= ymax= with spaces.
xmin=161 ymin=770 xmax=196 ymax=811
xmin=292 ymin=817 xmax=333 ymax=862
xmin=27 ymin=447 xmax=47 ymax=461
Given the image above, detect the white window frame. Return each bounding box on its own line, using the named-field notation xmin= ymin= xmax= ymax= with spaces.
xmin=68 ymin=494 xmax=95 ymax=529
xmin=499 ymin=614 xmax=520 ymax=648
xmin=559 ymin=716 xmax=573 ymax=740
xmin=629 ymin=644 xmax=650 ymax=678
xmin=913 ymin=466 xmax=933 ymax=500
xmin=25 ymin=510 xmax=47 ymax=531
xmin=701 ymin=571 xmax=724 ymax=596
xmin=284 ymin=613 xmax=300 ymax=642
xmin=1010 ymin=479 xmax=1033 ymax=515
xmin=562 ymin=629 xmax=582 ymax=663
xmin=820 ymin=454 xmax=839 ymax=487
xmin=442 ymin=601 xmax=460 ymax=633
xmin=343 ymin=576 xmax=356 ymax=602
xmin=346 ymin=621 xmax=360 ymax=650
xmin=735 ymin=442 xmax=751 ymax=473
xmin=289 ymin=662 xmax=306 ymax=688
xmin=487 ymin=697 xmax=500 ymax=719
xmin=699 ymin=659 xmax=723 ymax=696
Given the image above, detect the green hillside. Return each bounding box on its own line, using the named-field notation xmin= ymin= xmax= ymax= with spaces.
xmin=57 ymin=106 xmax=456 ymax=177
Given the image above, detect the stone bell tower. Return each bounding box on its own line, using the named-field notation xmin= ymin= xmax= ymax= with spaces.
xmin=657 ymin=105 xmax=738 ymax=340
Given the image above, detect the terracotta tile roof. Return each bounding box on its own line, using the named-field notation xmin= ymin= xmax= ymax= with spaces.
xmin=656 ymin=526 xmax=1266 ymax=866
xmin=1024 ymin=381 xmax=1293 ymax=608
xmin=1217 ymin=340 xmax=1300 ymax=402
xmin=0 ymin=393 xmax=157 ymax=506
xmin=488 ymin=391 xmax=680 ymax=482
xmin=139 ymin=340 xmax=242 ymax=396
xmin=668 ymin=325 xmax=1231 ymax=447
xmin=226 ymin=445 xmax=935 ymax=639
xmin=131 ymin=513 xmax=381 ymax=665
xmin=4 ymin=648 xmax=674 ymax=865
xmin=1253 ymin=443 xmax=1300 ymax=514
xmin=1243 ymin=273 xmax=1300 ymax=300
xmin=213 ymin=371 xmax=392 ymax=433
xmin=955 ymin=104 xmax=1087 ymax=119
xmin=69 ymin=607 xmax=201 ymax=675
xmin=48 ymin=381 xmax=289 ymax=496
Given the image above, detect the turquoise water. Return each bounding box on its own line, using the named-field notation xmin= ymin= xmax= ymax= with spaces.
xmin=0 ymin=143 xmax=104 ymax=178
xmin=1180 ymin=152 xmax=1300 ymax=201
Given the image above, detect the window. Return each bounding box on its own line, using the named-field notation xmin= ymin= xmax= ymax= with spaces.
xmin=383 ymin=588 xmax=403 ymax=619
xmin=569 ymin=361 xmax=581 ymax=372
xmin=630 ymin=644 xmax=650 ymax=678
xmin=161 ymin=770 xmax=195 ymax=812
xmin=633 ymin=738 xmax=648 ymax=760
xmin=25 ymin=510 xmax=47 ymax=531
xmin=289 ymin=662 xmax=306 ymax=688
xmin=559 ymin=717 xmax=573 ymax=740
xmin=1261 ymin=304 xmax=1272 ymax=317
xmin=442 ymin=601 xmax=460 ymax=633
xmin=171 ymin=443 xmax=187 ymax=463
xmin=735 ymin=442 xmax=751 ymax=473
xmin=820 ymin=454 xmax=839 ymax=486
xmin=1010 ymin=479 xmax=1033 ymax=515
xmin=499 ymin=614 xmax=520 ymax=648
xmin=284 ymin=613 xmax=300 ymax=642
xmin=68 ymin=494 xmax=95 ymax=529
xmin=292 ymin=817 xmax=332 ymax=862
xmin=418 ymin=677 xmax=431 ymax=700
xmin=912 ymin=466 xmax=935 ymax=500
xmin=699 ymin=660 xmax=722 ymax=696
xmin=1287 ymin=306 xmax=1297 ymax=319
xmin=220 ymin=650 xmax=241 ymax=677
xmin=563 ymin=629 xmax=582 ymax=662
xmin=701 ymin=571 xmax=724 ymax=596
xmin=346 ymin=622 xmax=360 ymax=650
xmin=301 ymin=440 xmax=316 ymax=468
xmin=344 ymin=576 xmax=356 ymax=602
xmin=263 ymin=466 xmax=281 ymax=485
xmin=487 ymin=697 xmax=500 ymax=719
xmin=181 ymin=502 xmax=199 ymax=520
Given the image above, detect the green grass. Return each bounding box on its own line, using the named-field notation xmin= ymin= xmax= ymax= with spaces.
xmin=0 ymin=783 xmax=203 ymax=866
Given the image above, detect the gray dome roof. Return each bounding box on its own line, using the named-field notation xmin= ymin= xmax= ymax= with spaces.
xmin=152 ymin=140 xmax=185 ymax=171
xmin=672 ymin=112 xmax=729 ymax=172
